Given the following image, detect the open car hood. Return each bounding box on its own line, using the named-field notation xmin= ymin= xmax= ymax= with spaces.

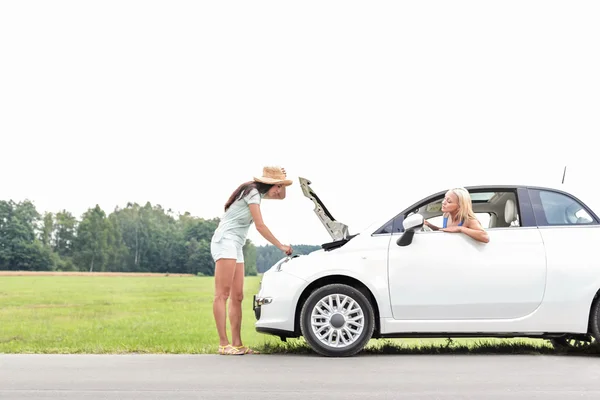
xmin=299 ymin=177 xmax=355 ymax=249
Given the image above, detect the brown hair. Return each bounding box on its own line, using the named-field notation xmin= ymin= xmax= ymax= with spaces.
xmin=224 ymin=181 xmax=274 ymax=211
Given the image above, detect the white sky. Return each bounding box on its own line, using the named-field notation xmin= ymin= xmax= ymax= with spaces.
xmin=1 ymin=1 xmax=598 ymax=247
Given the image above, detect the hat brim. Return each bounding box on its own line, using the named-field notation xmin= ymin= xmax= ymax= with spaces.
xmin=253 ymin=177 xmax=293 ymax=186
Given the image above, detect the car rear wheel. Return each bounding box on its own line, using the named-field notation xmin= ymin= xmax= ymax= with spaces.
xmin=550 ymin=336 xmax=595 ymax=351
xmin=551 ymin=296 xmax=600 ymax=352
xmin=300 ymin=283 xmax=374 ymax=357
xmin=588 ymin=296 xmax=600 ymax=346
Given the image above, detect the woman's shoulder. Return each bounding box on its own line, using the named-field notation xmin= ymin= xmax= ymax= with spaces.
xmin=465 ymin=216 xmax=483 ymax=227
xmin=243 ymin=188 xmax=262 ymax=205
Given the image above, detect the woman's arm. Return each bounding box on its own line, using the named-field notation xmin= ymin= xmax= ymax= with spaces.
xmin=249 ymin=204 xmax=293 ymax=254
xmin=424 ymin=219 xmax=440 ymax=231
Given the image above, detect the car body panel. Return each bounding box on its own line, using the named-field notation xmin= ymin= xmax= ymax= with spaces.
xmin=535 ymin=225 xmax=600 ymax=329
xmin=387 ymin=228 xmax=547 ymax=320
xmin=275 ymin=234 xmax=394 ymax=319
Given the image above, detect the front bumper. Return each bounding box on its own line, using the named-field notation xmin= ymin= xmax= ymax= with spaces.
xmin=252 ymin=295 xmax=272 ymax=320
xmin=252 ymin=269 xmax=307 ymax=334
xmin=253 ymin=294 xmax=298 ymax=339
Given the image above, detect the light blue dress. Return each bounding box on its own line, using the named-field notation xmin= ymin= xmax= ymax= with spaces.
xmin=210 ymin=189 xmax=265 ymax=263
xmin=442 ymin=216 xmax=464 ymax=228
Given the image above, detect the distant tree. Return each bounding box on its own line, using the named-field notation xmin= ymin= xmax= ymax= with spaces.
xmin=73 ymin=205 xmax=109 ymax=272
xmin=40 ymin=212 xmax=54 ymax=247
xmin=243 ymin=239 xmax=257 ymax=276
xmin=53 ymin=210 xmax=77 ymax=257
xmin=0 ymin=200 xmax=53 ymax=271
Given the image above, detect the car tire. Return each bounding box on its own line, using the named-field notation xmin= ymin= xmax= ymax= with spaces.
xmin=551 ymin=296 xmax=600 ymax=352
xmin=589 ymin=296 xmax=600 ymax=344
xmin=300 ymin=283 xmax=375 ymax=357
xmin=550 ymin=336 xmax=595 ymax=351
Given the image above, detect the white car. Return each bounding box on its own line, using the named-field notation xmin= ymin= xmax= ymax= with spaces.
xmin=253 ymin=177 xmax=600 ymax=357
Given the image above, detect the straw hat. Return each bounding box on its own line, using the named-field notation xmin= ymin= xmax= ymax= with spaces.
xmin=254 ymin=166 xmax=293 ymax=186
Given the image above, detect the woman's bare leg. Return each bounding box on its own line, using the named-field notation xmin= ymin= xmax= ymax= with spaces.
xmin=229 ymin=262 xmax=245 ymax=347
xmin=213 ymin=258 xmax=236 ymax=346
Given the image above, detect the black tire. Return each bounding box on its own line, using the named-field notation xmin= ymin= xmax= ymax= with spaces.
xmin=300 ymin=283 xmax=374 ymax=357
xmin=551 ymin=297 xmax=600 ymax=352
xmin=589 ymin=296 xmax=600 ymax=344
xmin=550 ymin=336 xmax=595 ymax=351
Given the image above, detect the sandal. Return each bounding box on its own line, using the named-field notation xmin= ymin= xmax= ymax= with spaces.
xmin=218 ymin=345 xmax=245 ymax=355
xmin=233 ymin=345 xmax=260 ymax=355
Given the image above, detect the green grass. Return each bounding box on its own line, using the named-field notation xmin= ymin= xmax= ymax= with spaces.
xmin=0 ymin=275 xmax=596 ymax=355
xmin=262 ymin=337 xmax=591 ymax=355
xmin=0 ymin=275 xmax=278 ymax=354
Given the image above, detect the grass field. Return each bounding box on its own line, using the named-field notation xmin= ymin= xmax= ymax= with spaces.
xmin=0 ymin=274 xmax=277 ymax=354
xmin=0 ymin=273 xmax=592 ymax=355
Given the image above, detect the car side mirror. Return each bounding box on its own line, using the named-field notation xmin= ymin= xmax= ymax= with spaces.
xmin=397 ymin=214 xmax=424 ymax=247
xmin=403 ymin=214 xmax=424 ymax=231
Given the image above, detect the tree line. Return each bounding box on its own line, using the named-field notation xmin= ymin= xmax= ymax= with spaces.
xmin=0 ymin=199 xmax=320 ymax=276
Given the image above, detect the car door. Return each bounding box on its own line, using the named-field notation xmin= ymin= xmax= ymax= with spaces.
xmin=386 ymin=187 xmax=547 ymax=321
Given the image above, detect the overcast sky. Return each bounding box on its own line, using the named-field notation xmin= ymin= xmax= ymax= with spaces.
xmin=1 ymin=1 xmax=598 ymax=247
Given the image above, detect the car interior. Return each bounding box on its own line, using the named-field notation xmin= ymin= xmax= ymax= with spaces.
xmin=412 ymin=191 xmax=520 ymax=229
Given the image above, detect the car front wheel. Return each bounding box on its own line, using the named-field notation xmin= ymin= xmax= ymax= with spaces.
xmin=300 ymin=283 xmax=375 ymax=357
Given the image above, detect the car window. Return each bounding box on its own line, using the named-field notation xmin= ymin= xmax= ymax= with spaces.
xmin=530 ymin=189 xmax=596 ymax=226
xmin=377 ymin=219 xmax=394 ymax=234
xmin=389 ymin=190 xmax=520 ymax=233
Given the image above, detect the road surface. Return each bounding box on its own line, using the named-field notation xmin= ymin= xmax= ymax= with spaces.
xmin=1 ymin=353 xmax=599 ymax=399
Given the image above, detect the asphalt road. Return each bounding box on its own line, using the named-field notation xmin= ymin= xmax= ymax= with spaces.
xmin=1 ymin=353 xmax=600 ymax=399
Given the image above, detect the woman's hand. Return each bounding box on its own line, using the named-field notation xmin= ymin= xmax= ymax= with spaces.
xmin=424 ymin=219 xmax=440 ymax=231
xmin=279 ymin=244 xmax=293 ymax=256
